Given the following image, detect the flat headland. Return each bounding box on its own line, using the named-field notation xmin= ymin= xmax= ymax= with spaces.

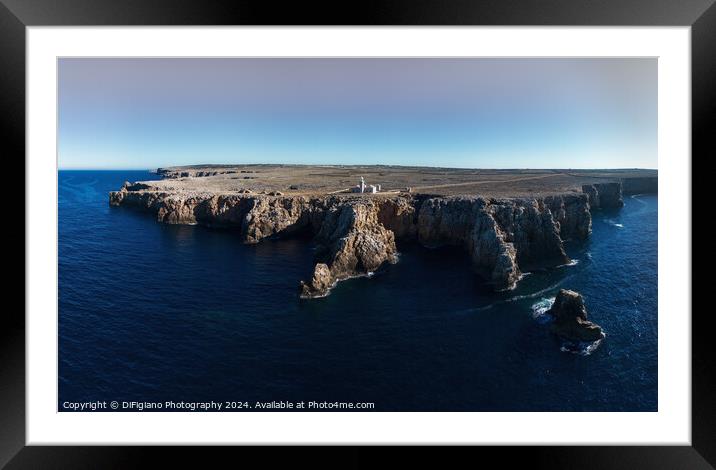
xmin=149 ymin=164 xmax=657 ymax=198
xmin=111 ymin=164 xmax=657 ymax=297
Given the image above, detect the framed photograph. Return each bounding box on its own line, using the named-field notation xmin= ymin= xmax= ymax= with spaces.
xmin=4 ymin=0 xmax=711 ymax=467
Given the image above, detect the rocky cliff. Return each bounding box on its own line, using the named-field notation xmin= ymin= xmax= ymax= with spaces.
xmin=582 ymin=182 xmax=624 ymax=209
xmin=621 ymin=176 xmax=658 ymax=195
xmin=157 ymin=168 xmax=240 ymax=178
xmin=301 ymin=202 xmax=398 ymax=298
xmin=110 ymin=183 xmax=596 ymax=297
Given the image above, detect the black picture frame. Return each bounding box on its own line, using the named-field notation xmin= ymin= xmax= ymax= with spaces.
xmin=2 ymin=0 xmax=710 ymax=467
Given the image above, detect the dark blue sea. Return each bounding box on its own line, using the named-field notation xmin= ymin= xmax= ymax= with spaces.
xmin=58 ymin=170 xmax=657 ymax=411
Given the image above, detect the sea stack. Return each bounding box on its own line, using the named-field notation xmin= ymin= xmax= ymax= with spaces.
xmin=300 ymin=263 xmax=334 ymax=298
xmin=547 ymin=289 xmax=605 ymax=342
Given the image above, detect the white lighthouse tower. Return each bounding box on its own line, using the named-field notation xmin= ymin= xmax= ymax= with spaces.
xmin=351 ymin=175 xmax=378 ymax=193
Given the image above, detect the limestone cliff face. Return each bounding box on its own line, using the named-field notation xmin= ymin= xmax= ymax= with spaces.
xmin=111 ymin=189 xmax=241 ymax=225
xmin=544 ymin=194 xmax=592 ymax=240
xmin=415 ymin=197 xmax=571 ymax=290
xmin=416 ymin=197 xmax=515 ymax=288
xmin=377 ymin=197 xmax=419 ymax=240
xmin=111 ymin=186 xmax=312 ymax=241
xmin=239 ymin=196 xmax=313 ymax=244
xmin=301 ymin=202 xmax=398 ymax=298
xmin=491 ymin=198 xmax=568 ymax=269
xmin=156 ymin=168 xmax=239 ymax=178
xmin=110 ymin=183 xmax=596 ymax=297
xmin=468 ymin=207 xmax=521 ymax=290
xmin=621 ymin=176 xmax=658 ymax=195
xmin=582 ymin=182 xmax=624 ymax=209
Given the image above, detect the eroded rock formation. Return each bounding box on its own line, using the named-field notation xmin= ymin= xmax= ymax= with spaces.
xmin=547 ymin=289 xmax=605 ymax=342
xmin=110 ymin=183 xmax=595 ymax=297
xmin=582 ymin=182 xmax=624 ymax=209
xmin=544 ymin=194 xmax=592 ymax=240
xmin=301 ymin=202 xmax=398 ymax=298
xmin=157 ymin=168 xmax=239 ymax=178
xmin=415 ymin=196 xmax=575 ymax=290
xmin=621 ymin=176 xmax=658 ymax=195
xmin=300 ymin=263 xmax=334 ymax=298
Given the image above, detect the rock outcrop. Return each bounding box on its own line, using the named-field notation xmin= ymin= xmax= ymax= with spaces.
xmin=300 ymin=263 xmax=334 ymax=298
xmin=582 ymin=182 xmax=624 ymax=209
xmin=157 ymin=168 xmax=238 ymax=178
xmin=110 ymin=182 xmax=597 ymax=297
xmin=416 ymin=196 xmax=581 ymax=289
xmin=300 ymin=202 xmax=398 ymax=298
xmin=239 ymin=196 xmax=311 ymax=244
xmin=547 ymin=289 xmax=605 ymax=342
xmin=544 ymin=194 xmax=592 ymax=240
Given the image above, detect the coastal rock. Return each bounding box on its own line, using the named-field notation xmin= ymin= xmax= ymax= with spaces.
xmin=544 ymin=194 xmax=592 ymax=240
xmin=621 ymin=176 xmax=658 ymax=195
xmin=301 ymin=202 xmax=398 ymax=295
xmin=547 ymin=289 xmax=605 ymax=342
xmin=417 ymin=196 xmax=569 ymax=290
xmin=417 ymin=197 xmax=482 ymax=247
xmin=582 ymin=183 xmax=624 ymax=209
xmin=582 ymin=185 xmax=600 ymax=208
xmin=377 ymin=196 xmax=419 ymax=240
xmin=157 ymin=167 xmax=238 ymax=178
xmin=300 ymin=263 xmax=334 ymax=298
xmin=156 ymin=194 xmax=208 ymax=224
xmin=493 ymin=198 xmax=569 ymax=269
xmin=239 ymin=196 xmax=310 ymax=244
xmin=109 ymin=188 xmax=174 ymax=214
xmin=109 ymin=190 xmax=126 ymax=205
xmin=468 ymin=209 xmax=521 ymax=289
xmin=195 ymin=195 xmax=253 ymax=227
xmin=110 ymin=182 xmax=599 ymax=296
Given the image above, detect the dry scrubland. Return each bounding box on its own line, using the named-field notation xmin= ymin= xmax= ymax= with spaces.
xmin=150 ymin=164 xmax=657 ymax=198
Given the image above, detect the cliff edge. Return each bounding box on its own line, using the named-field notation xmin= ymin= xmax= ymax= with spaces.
xmin=110 ymin=178 xmax=605 ymax=297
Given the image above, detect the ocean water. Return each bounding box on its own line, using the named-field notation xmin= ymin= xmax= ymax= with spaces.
xmin=59 ymin=171 xmax=657 ymax=411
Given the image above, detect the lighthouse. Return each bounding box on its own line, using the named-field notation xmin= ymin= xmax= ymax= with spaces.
xmin=351 ymin=176 xmax=378 ymax=193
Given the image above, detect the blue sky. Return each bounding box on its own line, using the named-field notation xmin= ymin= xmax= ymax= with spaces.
xmin=58 ymin=58 xmax=657 ymax=170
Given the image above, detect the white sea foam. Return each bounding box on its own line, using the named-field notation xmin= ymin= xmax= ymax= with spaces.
xmin=630 ymin=194 xmax=648 ymax=205
xmin=532 ymin=297 xmax=555 ymax=323
xmin=560 ymin=337 xmax=605 ymax=356
xmin=531 ymin=297 xmax=555 ymax=320
xmin=457 ymin=274 xmax=574 ymax=315
xmin=506 ymin=275 xmax=575 ymax=303
xmin=557 ymin=259 xmax=579 ymax=268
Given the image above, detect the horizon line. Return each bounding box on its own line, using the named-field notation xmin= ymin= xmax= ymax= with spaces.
xmin=57 ymin=164 xmax=659 ymax=171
